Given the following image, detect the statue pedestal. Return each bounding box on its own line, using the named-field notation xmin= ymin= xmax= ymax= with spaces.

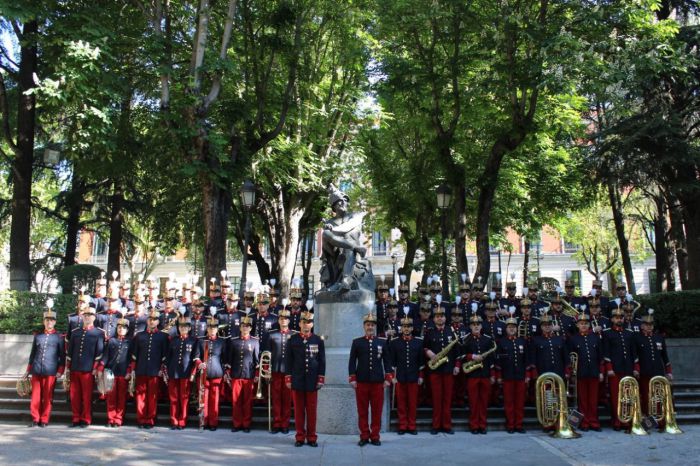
xmin=314 ymin=290 xmax=390 ymax=435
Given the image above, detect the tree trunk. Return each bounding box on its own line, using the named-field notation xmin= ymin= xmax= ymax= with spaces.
xmin=202 ymin=176 xmax=231 ymax=285
xmin=653 ymin=195 xmax=674 ymax=292
xmin=107 ymin=180 xmax=124 ymax=278
xmin=679 ymin=194 xmax=700 ymax=290
xmin=249 ymin=232 xmax=271 ymax=285
xmin=63 ymin=174 xmax=86 ymax=283
xmin=400 ymin=235 xmax=419 ymax=288
xmin=300 ymin=232 xmax=314 ymax=299
xmin=9 ymin=20 xmax=38 ymax=291
xmin=668 ymin=195 xmax=688 ymax=289
xmin=270 ymin=207 xmax=304 ymax=299
xmin=607 ymin=180 xmax=636 ymax=294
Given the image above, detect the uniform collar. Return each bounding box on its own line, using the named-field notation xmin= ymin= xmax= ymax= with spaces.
xmin=579 ymin=330 xmax=591 ymax=336
xmin=300 ymin=331 xmax=312 ymax=339
xmin=44 ymin=328 xmax=56 ymax=334
xmin=83 ymin=325 xmax=94 ymax=330
xmin=241 ymin=335 xmax=250 ymax=340
xmin=402 ymin=335 xmax=413 ymax=341
xmin=643 ymin=330 xmax=653 ymax=337
xmin=280 ymin=328 xmax=290 ymax=334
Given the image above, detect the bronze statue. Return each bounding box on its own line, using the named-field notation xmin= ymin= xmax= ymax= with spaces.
xmin=320 ymin=185 xmax=374 ymax=292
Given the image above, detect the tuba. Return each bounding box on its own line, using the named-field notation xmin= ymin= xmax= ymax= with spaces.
xmin=649 ymin=375 xmax=683 ymax=434
xmin=535 ymin=372 xmax=580 ymax=439
xmin=96 ymin=368 xmax=115 ymax=395
xmin=256 ymin=350 xmax=273 ymax=432
xmin=16 ymin=374 xmax=32 ymax=397
xmin=617 ymin=376 xmax=648 ymax=435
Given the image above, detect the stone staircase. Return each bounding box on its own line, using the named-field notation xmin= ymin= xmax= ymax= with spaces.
xmin=2 ymin=376 xmax=699 ymax=431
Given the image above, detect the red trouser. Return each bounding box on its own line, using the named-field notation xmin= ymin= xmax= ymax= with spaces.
xmin=502 ymin=380 xmax=525 ymax=430
xmin=395 ymin=382 xmax=418 ymax=431
xmin=135 ymin=376 xmax=160 ymax=425
xmin=429 ymin=372 xmax=453 ymax=430
xmin=30 ymin=375 xmax=56 ymax=423
xmin=204 ymin=378 xmax=222 ymax=427
xmin=452 ymin=372 xmax=467 ymax=407
xmin=70 ymin=371 xmax=94 ymax=424
xmin=271 ymin=372 xmax=292 ymax=429
xmin=106 ymin=376 xmax=127 ymax=425
xmin=608 ymin=374 xmax=629 ymax=428
xmin=578 ymin=377 xmax=600 ymax=429
xmin=467 ymin=377 xmax=490 ymax=430
xmin=168 ymin=378 xmax=191 ymax=427
xmin=232 ymin=378 xmax=254 ymax=428
xmin=355 ymin=382 xmax=384 ymax=441
xmin=293 ymin=390 xmax=318 ymax=443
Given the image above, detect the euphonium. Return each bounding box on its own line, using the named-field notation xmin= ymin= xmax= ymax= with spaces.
xmin=16 ymin=374 xmax=32 ymax=397
xmin=535 ymin=372 xmax=580 ymax=439
xmin=617 ymin=376 xmax=648 ymax=435
xmin=428 ymin=332 xmax=461 ymax=370
xmin=256 ymin=351 xmax=272 ymax=399
xmin=649 ymin=375 xmax=683 ymax=434
xmin=462 ymin=340 xmax=497 ymax=374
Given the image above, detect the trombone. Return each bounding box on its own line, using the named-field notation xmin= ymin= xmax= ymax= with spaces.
xmin=256 ymin=350 xmax=272 ymax=432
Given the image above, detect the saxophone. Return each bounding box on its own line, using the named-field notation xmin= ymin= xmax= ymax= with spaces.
xmin=428 ymin=331 xmax=461 ymax=370
xmin=462 ymin=340 xmax=498 ymax=374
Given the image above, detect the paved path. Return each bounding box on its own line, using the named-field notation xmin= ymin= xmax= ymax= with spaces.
xmin=0 ymin=422 xmax=696 ymax=465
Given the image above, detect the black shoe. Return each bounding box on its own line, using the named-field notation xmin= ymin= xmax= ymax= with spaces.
xmin=232 ymin=427 xmax=241 ymax=432
xmin=516 ymin=428 xmax=526 ymax=434
xmin=409 ymin=430 xmax=417 ymax=435
xmin=471 ymin=429 xmax=479 ymax=435
xmin=591 ymin=427 xmax=602 ymax=432
xmin=39 ymin=422 xmax=47 ymax=428
xmin=371 ymin=439 xmax=381 ymax=446
xmin=270 ymin=428 xmax=279 ymax=434
xmin=138 ymin=424 xmax=144 ymax=429
xmin=358 ymin=439 xmax=369 ymax=446
xmin=170 ymin=425 xmax=178 ymax=430
xmin=295 ymin=441 xmax=304 ymax=447
xmin=580 ymin=426 xmax=589 ymax=432
xmin=430 ymin=429 xmax=439 ymax=435
xmin=79 ymin=422 xmax=88 ymax=428
xmin=507 ymin=429 xmax=514 ymax=434
xmin=70 ymin=422 xmax=80 ymax=428
xmin=397 ymin=430 xmax=405 ymax=435
xmin=613 ymin=426 xmax=621 ymax=431
xmin=308 ymin=441 xmax=318 ymax=448
xmin=443 ymin=429 xmax=454 ymax=435
xmin=30 ymin=421 xmax=39 ymax=427
xmin=480 ymin=429 xmax=487 ymax=435
xmin=144 ymin=424 xmax=153 ymax=430
xmin=210 ymin=426 xmax=217 ymax=431
xmin=112 ymin=424 xmax=119 ymax=429
xmin=281 ymin=428 xmax=289 ymax=434
xmin=243 ymin=428 xmax=251 ymax=433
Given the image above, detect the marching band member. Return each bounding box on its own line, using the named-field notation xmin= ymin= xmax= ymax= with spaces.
xmin=263 ymin=309 xmax=295 ymax=434
xmin=589 ymin=297 xmax=610 ymax=335
xmin=97 ymin=275 xmax=123 ymax=340
xmin=287 ymin=281 xmax=307 ymax=331
xmin=450 ymin=304 xmax=469 ymax=408
xmin=252 ymin=291 xmax=278 ymax=339
xmin=200 ymin=314 xmax=226 ymax=430
xmin=286 ymin=311 xmax=325 ymax=447
xmin=397 ymin=275 xmax=418 ymax=320
xmin=225 ymin=315 xmax=260 ymax=432
xmin=218 ymin=291 xmax=243 ymax=339
xmin=389 ymin=316 xmax=423 ymax=435
xmin=375 ymin=280 xmax=390 ymax=332
xmin=634 ymin=310 xmax=672 ymax=421
xmin=462 ymin=313 xmax=496 ymax=434
xmin=166 ymin=315 xmax=201 ymax=429
xmin=423 ymin=306 xmax=460 ymax=435
xmin=66 ymin=303 xmax=104 ymax=427
xmin=100 ymin=318 xmax=132 ymax=428
xmin=25 ymin=300 xmax=64 ymax=427
xmin=189 ymin=299 xmax=208 ymax=339
xmin=549 ymin=293 xmax=576 ymax=337
xmin=131 ymin=309 xmax=169 ymax=429
xmin=127 ymin=287 xmax=149 ymax=338
xmin=567 ymin=312 xmax=603 ymax=431
xmin=495 ymin=312 xmax=528 ymax=434
xmin=382 ymin=299 xmax=401 ymax=340
xmin=602 ymin=306 xmax=638 ymax=431
xmin=348 ymin=313 xmax=393 ymax=446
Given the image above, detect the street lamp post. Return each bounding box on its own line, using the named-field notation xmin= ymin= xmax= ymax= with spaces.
xmin=239 ymin=180 xmax=256 ymax=303
xmin=391 ymin=253 xmax=398 ymax=293
xmin=436 ymin=184 xmax=452 ymax=298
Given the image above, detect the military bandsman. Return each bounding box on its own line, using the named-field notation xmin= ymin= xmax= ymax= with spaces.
xmin=634 ymin=309 xmax=672 ymax=421
xmin=263 ymin=309 xmax=295 ymax=434
xmin=389 ymin=316 xmax=424 ymax=435
xmin=567 ymin=312 xmax=604 ymax=431
xmin=225 ymin=315 xmax=260 ymax=432
xmin=462 ymin=313 xmax=496 ymax=434
xmin=602 ymin=306 xmax=638 ymax=431
xmin=495 ymin=313 xmax=528 ymax=434
xmin=166 ymin=316 xmax=201 ymax=429
xmin=100 ymin=317 xmax=132 ymax=428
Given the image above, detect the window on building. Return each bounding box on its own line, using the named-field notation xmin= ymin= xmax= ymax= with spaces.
xmin=307 ymin=276 xmax=315 ymax=296
xmin=648 ymin=269 xmax=658 ymax=294
xmin=372 ymin=231 xmax=387 ymax=256
xmin=487 ymin=272 xmax=499 ymax=291
xmin=92 ymin=234 xmax=107 ymax=257
xmin=565 ymin=270 xmax=582 ymax=290
xmin=563 ymin=240 xmax=580 ymax=254
xmin=230 ymin=276 xmax=241 ymax=294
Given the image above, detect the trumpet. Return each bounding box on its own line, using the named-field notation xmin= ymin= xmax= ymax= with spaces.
xmin=617 ymin=376 xmax=648 ymax=435
xmin=535 ymin=372 xmax=580 ymax=439
xmin=649 ymin=375 xmax=683 ymax=434
xmin=256 ymin=350 xmax=272 ymax=432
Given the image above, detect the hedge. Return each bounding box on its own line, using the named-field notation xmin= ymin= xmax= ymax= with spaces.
xmin=0 ymin=291 xmax=76 ymax=334
xmin=636 ymin=290 xmax=700 ymax=338
xmin=1 ymin=289 xmax=699 ymax=337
